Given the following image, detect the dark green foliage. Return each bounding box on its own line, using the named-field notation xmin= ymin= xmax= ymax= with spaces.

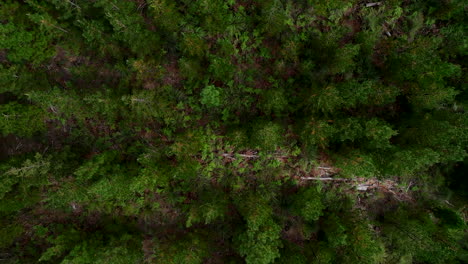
xmin=0 ymin=153 xmax=50 ymax=213
xmin=379 ymin=206 xmax=466 ymax=263
xmin=290 ymin=186 xmax=324 ymax=222
xmin=0 ymin=102 xmax=46 ymax=137
xmin=153 ymin=233 xmax=212 ymax=264
xmin=0 ymin=23 xmax=55 ymax=65
xmin=234 ymin=192 xmax=282 ymax=264
xmin=0 ymin=0 xmax=466 ymax=263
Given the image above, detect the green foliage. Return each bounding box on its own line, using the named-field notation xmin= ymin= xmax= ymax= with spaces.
xmin=0 ymin=23 xmax=55 ymax=65
xmin=258 ymin=0 xmax=288 ymax=37
xmin=122 ymin=87 xmax=188 ymax=130
xmin=38 ymin=228 xmax=143 ymax=264
xmin=0 ymin=102 xmax=46 ymax=137
xmin=0 ymin=0 xmax=466 ymax=263
xmin=74 ymin=151 xmax=118 ymax=182
xmin=181 ymin=29 xmax=207 ymax=58
xmin=334 ymin=150 xmax=380 ymax=178
xmin=276 ymin=245 xmax=307 ymax=264
xmin=250 ymin=121 xmax=285 ymax=151
xmin=311 ymin=80 xmax=400 ymax=113
xmin=329 ymin=44 xmax=360 ymax=75
xmin=259 ymin=88 xmax=288 ymax=116
xmin=208 ymin=56 xmax=236 ymax=81
xmin=432 ymin=207 xmax=464 ymax=228
xmin=153 ymin=233 xmax=211 ymax=264
xmin=302 ymin=117 xmax=396 ymax=151
xmin=236 ymin=220 xmax=282 ymax=264
xmin=26 ymin=88 xmax=87 ymax=124
xmin=0 ymin=223 xmax=23 ymax=248
xmin=3 ymin=154 xmax=49 ymax=187
xmin=380 ymin=207 xmax=465 ymax=264
xmin=341 ymin=222 xmax=386 ymax=264
xmin=291 ymin=186 xmax=324 ymax=222
xmin=186 ymin=191 xmax=228 ymax=227
xmin=0 ymin=153 xmax=50 ymax=213
xmin=148 ymin=0 xmax=183 ymax=32
xmin=201 ymin=85 xmax=222 ymax=107
xmin=387 ymin=37 xmax=461 ymax=109
xmin=96 ymin=0 xmax=161 ymax=56
xmin=322 ymin=213 xmax=348 ymax=248
xmin=234 ymin=193 xmax=282 ymax=264
xmin=61 ymin=234 xmax=143 ymax=264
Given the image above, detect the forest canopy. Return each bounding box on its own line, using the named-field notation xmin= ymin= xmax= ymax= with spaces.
xmin=0 ymin=0 xmax=467 ymax=263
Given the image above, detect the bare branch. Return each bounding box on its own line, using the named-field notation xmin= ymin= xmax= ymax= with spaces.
xmin=366 ymin=2 xmax=382 ymax=7
xmin=300 ymin=177 xmax=347 ymax=181
xmin=131 ymin=98 xmax=149 ymax=103
xmin=66 ymin=0 xmax=81 ymax=10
